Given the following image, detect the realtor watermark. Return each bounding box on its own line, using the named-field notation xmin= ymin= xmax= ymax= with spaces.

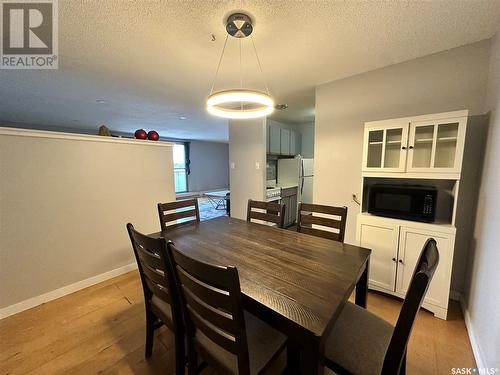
xmin=451 ymin=368 xmax=499 ymax=374
xmin=1 ymin=0 xmax=58 ymax=69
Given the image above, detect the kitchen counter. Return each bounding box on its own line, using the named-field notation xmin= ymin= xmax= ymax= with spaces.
xmin=277 ymin=184 xmax=298 ymax=189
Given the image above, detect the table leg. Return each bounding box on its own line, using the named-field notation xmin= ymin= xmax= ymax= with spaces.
xmin=355 ymin=259 xmax=369 ymax=308
xmin=300 ymin=338 xmax=323 ymax=375
xmin=286 ymin=341 xmax=300 ymax=375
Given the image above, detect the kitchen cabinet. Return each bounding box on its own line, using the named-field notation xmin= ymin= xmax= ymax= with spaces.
xmin=397 ymin=227 xmax=452 ymax=309
xmin=358 ymin=221 xmax=400 ymax=292
xmin=268 ymin=124 xmax=281 ymax=154
xmin=357 ymin=213 xmax=455 ymax=319
xmin=290 ymin=130 xmax=301 ymax=156
xmin=281 ymin=186 xmax=298 ymax=227
xmin=362 ymin=110 xmax=467 ymax=177
xmin=267 ymin=123 xmax=301 ymax=156
xmin=280 ymin=128 xmax=290 ymax=155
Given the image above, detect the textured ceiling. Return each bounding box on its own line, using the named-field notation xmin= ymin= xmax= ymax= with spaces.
xmin=0 ymin=0 xmax=499 ymax=141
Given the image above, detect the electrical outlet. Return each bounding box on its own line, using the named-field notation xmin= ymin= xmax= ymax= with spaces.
xmin=255 ymin=162 xmax=260 ymax=170
xmin=230 ymin=162 xmax=235 ymax=169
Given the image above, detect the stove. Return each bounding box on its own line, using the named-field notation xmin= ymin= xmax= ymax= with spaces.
xmin=265 ymin=187 xmax=281 ymax=202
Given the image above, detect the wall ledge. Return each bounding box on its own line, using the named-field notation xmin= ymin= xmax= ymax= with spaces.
xmin=0 ymin=262 xmax=137 ymax=320
xmin=0 ymin=127 xmax=174 ymax=147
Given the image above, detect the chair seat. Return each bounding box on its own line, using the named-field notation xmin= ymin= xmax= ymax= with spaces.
xmin=150 ymin=295 xmax=173 ymax=329
xmin=195 ymin=311 xmax=287 ymax=374
xmin=324 ymin=302 xmax=394 ymax=375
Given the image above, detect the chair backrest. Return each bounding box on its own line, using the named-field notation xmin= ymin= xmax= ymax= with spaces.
xmin=382 ymin=238 xmax=439 ymax=374
xmin=246 ymin=199 xmax=286 ymax=228
xmin=126 ymin=223 xmax=182 ymax=331
xmin=167 ymin=242 xmax=251 ymax=375
xmin=158 ymin=199 xmax=200 ymax=232
xmin=297 ymin=203 xmax=348 ymax=242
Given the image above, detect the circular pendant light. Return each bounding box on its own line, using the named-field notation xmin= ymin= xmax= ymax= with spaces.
xmin=207 ymin=90 xmax=274 ymax=119
xmin=207 ymin=13 xmax=274 ymax=120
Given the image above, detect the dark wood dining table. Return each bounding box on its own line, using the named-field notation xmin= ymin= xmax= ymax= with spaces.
xmin=153 ymin=216 xmax=371 ymax=374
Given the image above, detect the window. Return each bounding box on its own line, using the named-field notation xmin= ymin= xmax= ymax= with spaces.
xmin=173 ymin=144 xmax=188 ymax=193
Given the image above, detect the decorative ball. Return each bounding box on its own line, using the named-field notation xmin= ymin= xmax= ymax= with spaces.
xmin=147 ymin=130 xmax=159 ymax=141
xmin=134 ymin=129 xmax=147 ymax=139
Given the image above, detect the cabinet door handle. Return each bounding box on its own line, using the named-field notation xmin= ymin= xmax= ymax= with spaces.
xmin=398 ymin=259 xmax=404 ymax=264
xmin=401 ymin=146 xmax=407 ymax=150
xmin=392 ymin=257 xmax=397 ymax=263
xmin=409 ymin=146 xmax=414 ymax=149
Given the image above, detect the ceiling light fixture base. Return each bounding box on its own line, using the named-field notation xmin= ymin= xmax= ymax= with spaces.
xmin=226 ymin=13 xmax=253 ymax=38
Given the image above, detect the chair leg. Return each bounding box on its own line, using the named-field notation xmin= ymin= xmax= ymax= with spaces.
xmin=174 ymin=331 xmax=186 ymax=375
xmin=400 ymin=352 xmax=407 ymax=375
xmin=187 ymin=347 xmax=198 ymax=375
xmin=145 ymin=311 xmax=155 ymax=358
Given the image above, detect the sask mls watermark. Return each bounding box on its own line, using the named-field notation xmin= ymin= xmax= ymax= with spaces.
xmin=1 ymin=0 xmax=58 ymax=69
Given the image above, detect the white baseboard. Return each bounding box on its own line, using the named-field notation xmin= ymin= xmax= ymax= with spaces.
xmin=458 ymin=293 xmax=487 ymax=370
xmin=0 ymin=262 xmax=137 ymax=320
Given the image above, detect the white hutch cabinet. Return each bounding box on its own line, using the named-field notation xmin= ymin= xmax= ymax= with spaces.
xmin=357 ymin=109 xmax=479 ymax=320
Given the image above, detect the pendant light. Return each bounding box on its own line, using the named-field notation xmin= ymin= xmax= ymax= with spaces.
xmin=207 ymin=13 xmax=274 ymax=120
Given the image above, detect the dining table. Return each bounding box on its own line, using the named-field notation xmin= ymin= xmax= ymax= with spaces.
xmin=152 ymin=216 xmax=371 ymax=374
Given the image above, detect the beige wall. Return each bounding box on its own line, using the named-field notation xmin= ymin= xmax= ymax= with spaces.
xmin=228 ymin=119 xmax=266 ymax=219
xmin=0 ymin=130 xmax=175 ymax=311
xmin=465 ymin=31 xmax=500 ymax=368
xmin=314 ymin=40 xmax=491 ymax=293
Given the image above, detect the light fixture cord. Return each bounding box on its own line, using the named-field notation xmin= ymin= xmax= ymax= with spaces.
xmin=239 ymin=38 xmax=243 ymax=110
xmin=209 ymin=34 xmax=229 ymax=95
xmin=251 ymin=36 xmax=270 ymax=95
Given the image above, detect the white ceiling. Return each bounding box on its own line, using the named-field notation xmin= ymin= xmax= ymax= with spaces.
xmin=1 ymin=0 xmax=499 ymax=142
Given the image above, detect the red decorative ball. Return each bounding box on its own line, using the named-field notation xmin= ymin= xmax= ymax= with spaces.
xmin=147 ymin=130 xmax=159 ymax=141
xmin=134 ymin=129 xmax=147 ymax=139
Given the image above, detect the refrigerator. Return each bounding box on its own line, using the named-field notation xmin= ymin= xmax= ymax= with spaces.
xmin=277 ymin=156 xmax=314 ymax=204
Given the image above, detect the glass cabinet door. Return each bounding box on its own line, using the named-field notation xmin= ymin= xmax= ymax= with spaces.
xmin=384 ymin=128 xmax=404 ymax=168
xmin=411 ymin=124 xmax=435 ymax=169
xmin=366 ymin=129 xmax=383 ymax=168
xmin=434 ymin=122 xmax=459 ymax=168
xmin=407 ymin=118 xmax=464 ymax=173
xmin=363 ymin=124 xmax=408 ymax=172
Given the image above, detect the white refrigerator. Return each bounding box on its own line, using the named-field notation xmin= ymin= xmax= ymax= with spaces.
xmin=277 ymin=156 xmax=314 ymax=204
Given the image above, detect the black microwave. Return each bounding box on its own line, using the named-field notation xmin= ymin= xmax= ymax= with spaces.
xmin=368 ymin=185 xmax=437 ymax=223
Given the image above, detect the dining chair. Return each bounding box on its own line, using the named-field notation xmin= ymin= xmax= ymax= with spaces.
xmin=246 ymin=199 xmax=286 ymax=228
xmin=167 ymin=241 xmax=287 ymax=375
xmin=296 ymin=203 xmax=347 ymax=242
xmin=323 ymin=238 xmax=439 ymax=375
xmin=126 ymin=223 xmax=185 ymax=375
xmin=158 ymin=198 xmax=200 ymax=232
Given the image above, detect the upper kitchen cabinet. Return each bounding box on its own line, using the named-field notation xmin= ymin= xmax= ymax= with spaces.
xmin=290 ymin=129 xmax=301 ymax=156
xmin=280 ymin=128 xmax=290 ymax=155
xmin=268 ymin=124 xmax=281 ymax=154
xmin=362 ymin=110 xmax=468 ymax=178
xmin=267 ymin=122 xmax=301 ymax=156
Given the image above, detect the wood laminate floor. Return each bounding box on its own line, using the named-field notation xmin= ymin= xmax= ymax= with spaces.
xmin=0 ymin=271 xmax=476 ymax=374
